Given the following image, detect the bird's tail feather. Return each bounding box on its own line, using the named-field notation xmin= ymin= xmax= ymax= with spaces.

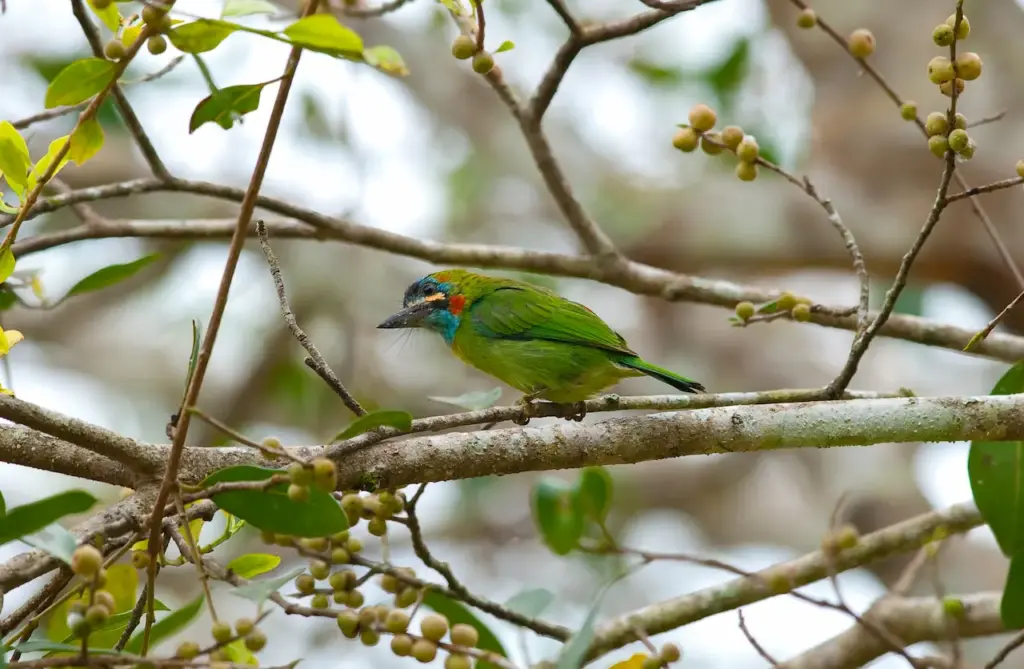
xmin=616 ymin=356 xmax=705 ymax=394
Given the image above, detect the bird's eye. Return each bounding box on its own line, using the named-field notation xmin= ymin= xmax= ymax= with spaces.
xmin=422 ymin=284 xmax=436 ymax=296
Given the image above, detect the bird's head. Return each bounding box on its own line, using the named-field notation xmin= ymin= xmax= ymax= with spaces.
xmin=376 ymin=270 xmax=471 ymax=344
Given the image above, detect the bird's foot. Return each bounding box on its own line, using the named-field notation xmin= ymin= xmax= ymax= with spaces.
xmin=513 ymin=393 xmax=542 ymax=426
xmin=562 ymin=401 xmax=587 ymax=422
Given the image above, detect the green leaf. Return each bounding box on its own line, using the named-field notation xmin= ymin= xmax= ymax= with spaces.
xmin=168 ymin=19 xmax=239 ymax=53
xmin=125 ymin=593 xmax=205 ymax=655
xmin=58 ymin=601 xmax=170 ymax=645
xmin=44 ymin=58 xmax=117 ymax=109
xmin=575 ymin=467 xmax=613 ymax=525
xmin=27 ymin=135 xmax=72 ymax=191
xmin=230 ymin=565 xmax=305 ymax=603
xmin=50 ymin=565 xmax=148 ymax=647
xmin=363 ymin=45 xmax=408 ymax=76
xmin=183 ymin=319 xmax=203 ymax=400
xmin=227 ymin=553 xmax=281 ymax=579
xmin=282 ymin=14 xmax=363 ymax=55
xmin=65 ymin=253 xmax=159 ymax=298
xmin=495 ymin=40 xmax=515 ymax=53
xmin=1004 ymin=555 xmax=1024 ymax=628
xmin=968 ymin=360 xmax=1024 ymax=557
xmin=188 ymin=83 xmax=267 ymax=132
xmin=221 ymin=0 xmax=280 ymax=17
xmin=421 ymin=591 xmax=507 ymax=668
xmin=428 ymin=388 xmax=502 ymax=412
xmin=0 ymin=490 xmax=6 ymax=516
xmin=626 ymin=58 xmax=684 ymax=87
xmin=555 ymin=577 xmax=621 ymax=669
xmin=333 ymin=409 xmax=413 ymax=441
xmin=0 ymin=490 xmax=97 ymax=546
xmin=0 ymin=121 xmax=31 ymax=197
xmin=221 ymin=638 xmax=259 ymax=665
xmin=22 ymin=524 xmax=78 ymax=564
xmin=0 ymin=248 xmax=15 ymax=285
xmin=503 ymin=588 xmax=554 ymax=618
xmin=69 ymin=118 xmax=105 ymax=165
xmin=86 ymin=0 xmax=122 ymax=31
xmin=531 ymin=478 xmax=584 ymax=556
xmin=705 ymin=37 xmax=749 ymax=107
xmin=201 ymin=465 xmax=348 ymax=537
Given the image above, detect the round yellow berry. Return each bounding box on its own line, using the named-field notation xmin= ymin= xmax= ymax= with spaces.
xmin=672 ymin=127 xmax=699 ymax=153
xmin=796 ymin=8 xmax=816 ymax=29
xmin=932 ymin=24 xmax=954 ymax=47
xmin=847 ymin=29 xmax=875 ymax=59
xmin=947 ymin=128 xmax=969 ymax=153
xmin=939 ymin=78 xmax=965 ymax=98
xmin=720 ymin=125 xmax=744 ymax=150
xmin=736 ymin=136 xmax=759 ymax=163
xmin=955 ymin=52 xmax=982 ymax=81
xmin=792 ymin=303 xmax=812 ymax=322
xmin=700 ymin=132 xmax=724 ymax=156
xmin=924 ymin=112 xmax=948 ymax=137
xmin=927 ymin=56 xmax=955 ymax=85
xmin=899 ymin=102 xmax=917 ymax=121
xmin=945 ymin=13 xmax=969 ymax=40
xmin=688 ymin=103 xmax=717 ymax=132
xmin=928 ymin=135 xmax=949 ymax=158
xmin=450 ymin=623 xmax=480 ymax=647
xmin=735 ymin=301 xmax=756 ymax=320
xmin=451 ymin=35 xmax=475 ymax=60
xmin=1016 ymin=160 xmax=1024 ymax=179
xmin=734 ymin=161 xmax=757 ymax=182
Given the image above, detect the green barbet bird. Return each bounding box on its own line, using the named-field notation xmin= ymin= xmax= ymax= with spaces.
xmin=378 ymin=270 xmax=705 ymax=418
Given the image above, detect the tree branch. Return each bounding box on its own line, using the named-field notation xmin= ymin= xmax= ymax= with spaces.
xmin=0 ymin=424 xmax=135 ymax=487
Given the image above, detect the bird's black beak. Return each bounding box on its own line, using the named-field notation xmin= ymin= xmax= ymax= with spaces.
xmin=377 ymin=301 xmax=441 ymax=329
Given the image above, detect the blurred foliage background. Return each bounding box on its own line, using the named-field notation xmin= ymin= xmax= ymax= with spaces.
xmin=2 ymin=0 xmax=1024 ymax=666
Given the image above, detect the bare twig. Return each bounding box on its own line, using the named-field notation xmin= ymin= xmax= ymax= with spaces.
xmin=256 ymin=220 xmax=365 ymax=417
xmin=945 ymin=176 xmax=1024 ymax=202
xmin=964 ymin=288 xmax=1024 ymax=352
xmin=738 ymin=610 xmax=780 ymax=666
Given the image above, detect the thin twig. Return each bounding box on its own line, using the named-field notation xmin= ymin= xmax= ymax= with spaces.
xmin=187 ymin=405 xmax=306 ymax=463
xmin=964 ymin=289 xmax=1024 ymax=352
xmin=738 ymin=610 xmax=780 ymax=666
xmin=945 ymin=176 xmax=1024 ymax=202
xmin=256 ymin=220 xmax=366 ymax=417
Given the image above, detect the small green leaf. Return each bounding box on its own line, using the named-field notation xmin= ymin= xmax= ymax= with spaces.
xmin=0 ymin=248 xmax=15 ymax=285
xmin=168 ymin=19 xmax=239 ymax=53
xmin=575 ymin=467 xmax=613 ymax=525
xmin=65 ymin=253 xmax=159 ymax=298
xmin=221 ymin=638 xmax=259 ymax=665
xmin=125 ymin=593 xmax=204 ymax=655
xmin=0 ymin=121 xmax=31 ymax=197
xmin=201 ymin=465 xmax=348 ymax=537
xmin=627 ymin=58 xmax=685 ymax=87
xmin=495 ymin=40 xmax=515 ymax=53
xmin=227 ymin=553 xmax=281 ymax=579
xmin=422 ymin=591 xmax=507 ymax=668
xmin=22 ymin=524 xmax=78 ymax=564
xmin=69 ymin=118 xmax=105 ymax=165
xmin=221 ymin=0 xmax=280 ymax=17
xmin=503 ymin=588 xmax=554 ymax=618
xmin=969 ymin=360 xmax=1024 ymax=557
xmin=428 ymin=387 xmax=501 ymax=412
xmin=1005 ymin=556 xmax=1024 ymax=628
xmin=44 ymin=58 xmax=117 ymax=109
xmin=555 ymin=577 xmax=622 ymax=669
xmin=189 ymin=83 xmax=267 ymax=132
xmin=531 ymin=478 xmax=584 ymax=556
xmin=0 ymin=490 xmax=97 ymax=546
xmin=230 ymin=565 xmax=305 ymax=603
xmin=282 ymin=14 xmax=363 ymax=55
xmin=333 ymin=409 xmax=413 ymax=441
xmin=363 ymin=45 xmax=408 ymax=76
xmin=27 ymin=135 xmax=72 ymax=191
xmin=86 ymin=0 xmax=122 ymax=31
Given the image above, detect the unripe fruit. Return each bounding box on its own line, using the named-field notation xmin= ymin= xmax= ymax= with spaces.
xmin=945 ymin=13 xmax=969 ymax=40
xmin=929 ymin=135 xmax=949 ymax=158
xmin=955 ymin=52 xmax=982 ymax=81
xmin=95 ymin=569 xmax=108 ymax=588
xmin=330 ymin=570 xmax=354 ymax=591
xmin=391 ymin=634 xmax=414 ymax=656
xmin=472 ymin=51 xmax=495 ymax=74
xmin=67 ymin=612 xmax=90 ymax=638
xmin=948 ymin=128 xmax=969 ymax=153
xmin=337 ymin=610 xmax=359 ymax=638
xmin=212 ymin=621 xmax=233 ymax=644
xmin=302 ymin=536 xmax=329 ymax=552
xmin=412 ymin=639 xmax=438 ymax=663
xmin=245 ymin=629 xmax=267 ymax=652
xmin=331 ymin=530 xmax=350 ymax=544
xmin=777 ymin=292 xmax=796 ymax=312
xmin=734 ymin=161 xmax=757 ymax=182
xmin=688 ymin=104 xmax=717 ymax=132
xmin=288 ymin=483 xmax=310 ymax=503
xmin=642 ymin=659 xmax=662 ymax=669
xmin=385 ymin=608 xmax=411 ymax=633
xmin=148 ymin=35 xmax=169 ymax=56
xmin=932 ymin=24 xmax=954 ymax=47
xmin=312 ymin=457 xmax=337 ymax=492
xmin=796 ymin=8 xmax=816 ymax=29
xmin=1016 ymin=160 xmax=1024 ymax=178
xmin=420 ymin=613 xmax=449 ymax=642
xmin=939 ymin=78 xmax=965 ymax=98
xmin=131 ymin=550 xmax=150 ymax=570
xmin=346 ymin=536 xmax=363 ymax=553
xmin=954 ymin=113 xmax=968 ymax=130
xmin=734 ymin=302 xmax=755 ymax=320
xmin=360 ymin=628 xmax=380 ymax=646
xmin=176 ymin=641 xmax=201 ymax=659
xmin=359 ymin=607 xmax=378 ymax=627
xmin=927 ymin=56 xmax=955 ymax=84
xmin=381 ymin=573 xmax=401 ymax=593
xmin=347 ymin=589 xmax=365 ymax=608
xmin=94 ymin=590 xmax=116 ymax=613
xmin=943 ymin=597 xmax=966 ymax=619
xmin=924 ymin=112 xmax=948 ymax=137
xmin=104 ymin=39 xmax=126 ymax=61
xmin=296 ymin=573 xmax=316 ymax=595
xmin=700 ymin=132 xmax=724 ymax=155
xmin=792 ymin=303 xmax=811 ymax=322
xmin=671 ymin=127 xmax=699 ymax=153
xmin=274 ymin=534 xmax=294 ymax=547
xmin=847 ymin=29 xmax=874 ymax=59
xmin=960 ymin=140 xmax=976 ymax=160
xmin=312 ymin=593 xmax=330 ymax=609
xmin=310 ymin=560 xmax=331 ymax=580
xmin=331 ymin=547 xmax=350 ymax=564
xmin=235 ymin=617 xmax=255 ymax=636
xmin=361 ymin=495 xmax=383 ymax=518
xmin=720 ymin=125 xmax=744 ymax=150
xmin=899 ymin=102 xmax=917 ymax=121
xmin=70 ymin=601 xmax=88 ymax=616
xmin=71 ymin=545 xmax=103 ymax=578
xmin=288 ymin=462 xmax=313 ymax=485
xmin=736 ymin=136 xmax=759 ymax=163
xmin=395 ymin=587 xmax=419 ymax=608
xmin=341 ymin=494 xmax=363 ymax=515
xmin=141 ymin=4 xmax=167 ymax=25
xmin=367 ymin=517 xmax=388 ymax=536
xmin=85 ymin=604 xmax=109 ymax=627
xmin=661 ymin=642 xmax=682 ymax=663
xmin=261 ymin=435 xmax=282 ymax=452
xmin=446 ymin=655 xmax=472 ymax=669
xmin=450 ymin=623 xmax=479 ymax=647
xmin=451 ymin=35 xmax=475 ymax=60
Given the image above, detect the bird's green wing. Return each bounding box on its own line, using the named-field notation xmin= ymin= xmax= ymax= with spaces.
xmin=467 ymin=286 xmax=635 ymax=354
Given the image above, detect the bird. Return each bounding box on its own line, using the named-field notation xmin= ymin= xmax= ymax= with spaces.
xmin=377 ymin=269 xmax=705 ymax=422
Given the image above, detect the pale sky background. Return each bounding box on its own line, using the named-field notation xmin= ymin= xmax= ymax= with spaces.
xmin=0 ymin=0 xmax=1019 ymax=666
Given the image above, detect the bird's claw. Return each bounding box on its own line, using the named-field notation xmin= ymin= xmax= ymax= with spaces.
xmin=514 ymin=394 xmax=539 ymax=426
xmin=563 ymin=401 xmax=587 ymax=422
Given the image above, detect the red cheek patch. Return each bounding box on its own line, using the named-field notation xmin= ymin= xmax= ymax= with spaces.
xmin=449 ymin=294 xmax=466 ymax=315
